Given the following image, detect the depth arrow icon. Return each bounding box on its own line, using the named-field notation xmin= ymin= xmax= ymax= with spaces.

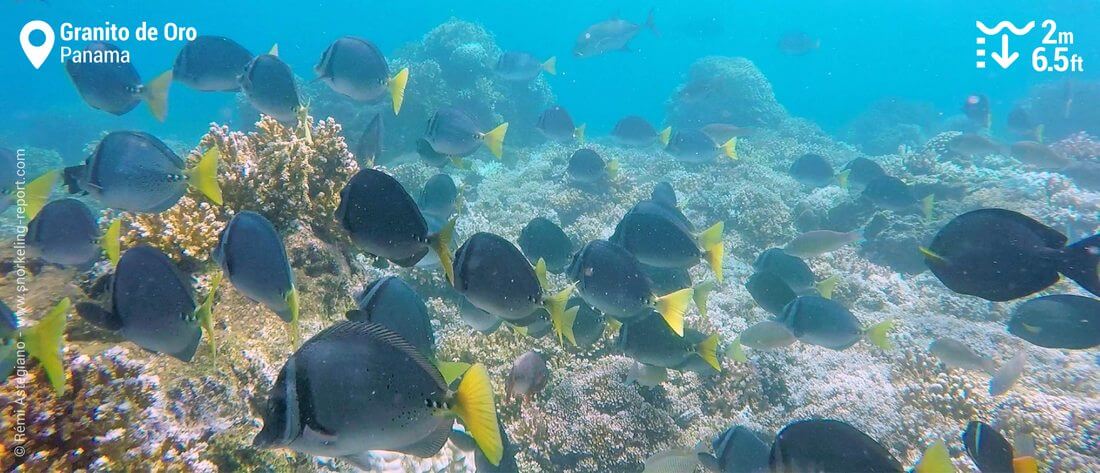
xmin=990 ymin=34 xmax=1018 ymax=69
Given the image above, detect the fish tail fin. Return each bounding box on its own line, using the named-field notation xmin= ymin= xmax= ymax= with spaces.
xmin=431 ymin=218 xmax=457 ymax=285
xmin=836 ymin=169 xmax=850 ymax=189
xmin=865 ymin=319 xmax=895 ymax=350
xmin=542 ymin=56 xmax=557 ymax=75
xmin=143 ymin=70 xmax=172 ymax=122
xmin=644 ymin=8 xmax=659 ymax=37
xmin=268 ymin=43 xmax=280 ymax=56
xmin=814 ymin=275 xmax=839 ymax=299
xmin=101 ymin=217 xmax=122 ymax=266
xmin=196 ymin=271 xmax=222 ymax=357
xmin=389 ymin=67 xmax=409 ymax=115
xmin=697 ymin=222 xmax=724 ymax=283
xmin=544 ymin=285 xmax=575 ymax=345
xmin=482 ymin=123 xmax=509 ymax=159
xmin=658 ymin=127 xmax=672 ymax=147
xmin=556 ymin=306 xmax=579 ymax=347
xmin=450 ymin=363 xmax=503 ymax=466
xmin=720 ymin=138 xmax=738 ymax=160
xmin=693 ymin=280 xmax=716 ymax=321
xmin=1013 ymin=456 xmax=1038 ymax=473
xmin=915 ymin=440 xmax=955 ymax=473
xmin=918 ymin=246 xmax=949 ymax=265
xmin=22 ymin=298 xmax=71 ymax=395
xmin=575 ymin=123 xmax=587 ymax=144
xmin=25 ymin=170 xmax=59 ymax=221
xmin=188 ymin=146 xmax=224 ymax=205
xmin=921 ymin=194 xmax=935 ymax=221
xmin=654 ymin=288 xmax=693 ymax=336
xmin=697 ymin=334 xmax=720 ymax=371
xmin=1012 ymin=431 xmax=1038 ymax=473
xmin=534 ymin=258 xmax=549 ymax=289
xmin=606 ymin=159 xmax=620 ymax=180
xmin=1059 ymin=233 xmax=1100 ymax=297
xmin=436 ymin=360 xmax=472 ymax=386
xmin=725 ymin=335 xmax=748 ymax=363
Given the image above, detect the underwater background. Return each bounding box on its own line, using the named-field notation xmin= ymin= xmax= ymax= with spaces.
xmin=1 ymin=0 xmax=1099 ymax=472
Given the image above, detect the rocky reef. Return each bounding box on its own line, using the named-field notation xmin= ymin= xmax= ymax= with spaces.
xmin=666 ymin=56 xmax=787 ymax=129
xmin=843 ymin=98 xmax=939 ymax=155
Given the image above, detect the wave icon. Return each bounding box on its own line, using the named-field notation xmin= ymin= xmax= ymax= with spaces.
xmin=976 ymin=20 xmax=1035 ymax=36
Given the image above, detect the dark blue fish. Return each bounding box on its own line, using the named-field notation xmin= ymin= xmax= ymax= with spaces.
xmin=517 ymin=217 xmax=573 ymax=273
xmin=610 ymin=199 xmax=724 ymax=282
xmin=63 ymin=131 xmax=223 ymax=213
xmin=213 ymin=211 xmax=297 ymax=327
xmin=27 ymin=198 xmax=119 ymax=266
xmin=346 ymin=276 xmax=434 ymax=356
xmin=752 ymin=248 xmax=816 ymax=293
xmin=779 ymin=296 xmax=893 ymax=351
xmin=1008 ymin=294 xmax=1100 ymax=349
xmin=537 ymin=106 xmax=585 ymax=143
xmin=495 ymin=52 xmax=556 ymax=82
xmin=744 ymin=272 xmax=797 ymax=315
xmin=74 ymin=245 xmax=215 ymax=362
xmin=962 ymin=421 xmax=1014 ymax=473
xmin=314 ymin=36 xmax=409 ymax=113
xmin=65 ymin=42 xmax=171 ymax=121
xmin=617 ymin=309 xmax=719 ymax=373
xmin=788 ymin=153 xmax=835 ymax=188
xmin=862 ymin=175 xmax=918 ymax=211
xmin=355 ymin=113 xmax=384 ymax=165
xmin=565 ymin=297 xmax=606 ymax=349
xmin=574 ymin=10 xmax=657 ymax=57
xmin=172 ymin=35 xmax=253 ymax=91
xmin=839 ymin=157 xmax=887 ymax=192
xmin=710 ymin=425 xmax=770 ymax=473
xmin=611 ymin=116 xmax=668 ymax=147
xmin=666 ymin=129 xmax=736 ymax=164
xmin=240 ymin=50 xmax=300 ymax=123
xmin=418 ymin=174 xmax=458 ymax=222
xmin=424 ymin=108 xmax=509 ymax=159
xmin=769 ymin=419 xmax=902 ymax=472
xmin=566 ymin=149 xmax=612 ymax=191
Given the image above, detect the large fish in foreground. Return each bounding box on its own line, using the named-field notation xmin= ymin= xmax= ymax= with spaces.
xmin=574 ymin=10 xmax=657 ymax=57
xmin=63 ymin=131 xmax=223 ymax=213
xmin=921 ymin=208 xmax=1100 ymax=301
xmin=253 ymin=321 xmax=504 ymax=466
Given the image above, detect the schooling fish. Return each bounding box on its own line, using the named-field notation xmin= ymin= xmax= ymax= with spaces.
xmin=779 ymin=296 xmax=893 ymax=351
xmin=709 ymin=425 xmax=770 ymax=473
xmin=565 ymin=297 xmax=606 ymax=349
xmin=213 ymin=211 xmax=298 ymax=333
xmin=962 ymin=421 xmax=1014 ymax=473
xmin=418 ymin=173 xmax=459 ymax=222
xmin=928 ymin=338 xmax=997 ymax=374
xmin=574 ymin=10 xmax=657 ymax=57
xmin=701 ymin=123 xmax=754 ymax=144
xmin=75 ymin=246 xmax=217 ymax=362
xmin=459 ymin=298 xmax=503 ymax=334
xmin=518 ymin=217 xmax=573 ymax=273
xmin=27 ymin=198 xmax=120 ymax=267
xmin=921 ymin=208 xmax=1100 ymax=301
xmin=642 ymin=264 xmax=694 ymax=296
xmin=505 ymin=350 xmax=549 ymax=400
xmin=782 ymin=230 xmax=860 ymax=259
xmin=611 ymin=200 xmax=725 ymax=282
xmin=452 ymin=232 xmax=573 ymax=342
xmin=495 ymin=51 xmax=556 ymax=81
xmin=788 ymin=153 xmax=836 ymax=188
xmin=665 ymin=129 xmax=736 ymax=164
xmin=252 ymin=321 xmax=504 ymax=466
xmin=314 ymin=36 xmax=409 ymax=114
xmin=753 ymin=248 xmax=816 ymax=293
xmin=240 ymin=47 xmax=300 ymax=124
xmin=346 ymin=276 xmax=434 ymax=356
xmin=1008 ymin=294 xmax=1100 ymax=349
xmin=567 ymin=240 xmax=694 ymax=335
xmin=769 ymin=419 xmax=902 ymax=472
xmin=537 ymin=106 xmax=586 ymax=143
xmin=65 ymin=42 xmax=171 ymax=121
xmin=424 ymin=108 xmax=509 ymax=159
xmin=566 ymin=149 xmax=616 ymax=192
xmin=862 ymin=175 xmax=919 ymax=211
xmin=1010 ymin=141 xmax=1072 ymax=170
xmin=472 ymin=424 xmax=521 ymax=473
xmin=651 ymin=181 xmax=678 ymax=209
xmin=612 ymin=116 xmax=670 ymax=147
xmin=335 ymin=168 xmax=455 ymax=276
xmin=618 ymin=310 xmax=720 ymax=373
xmin=171 ymin=35 xmax=253 ymax=92
xmin=947 ymin=133 xmax=1004 ymax=157
xmin=355 ymin=113 xmax=384 ymax=165
xmin=745 ymin=272 xmax=797 ymax=315
xmin=735 ymin=320 xmax=797 ymax=351
xmin=838 ymin=157 xmax=887 ymax=192
xmin=63 ymin=131 xmax=222 ymax=213
xmin=625 ymin=361 xmax=668 ymax=387
xmin=988 ymin=351 xmax=1026 ymax=396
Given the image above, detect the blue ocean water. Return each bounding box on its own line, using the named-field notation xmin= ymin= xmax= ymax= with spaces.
xmin=3 ymin=0 xmax=1099 ymax=155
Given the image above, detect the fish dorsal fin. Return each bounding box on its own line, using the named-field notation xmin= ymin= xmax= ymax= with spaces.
xmin=268 ymin=44 xmax=279 ymax=56
xmin=304 ymin=321 xmax=446 ymax=388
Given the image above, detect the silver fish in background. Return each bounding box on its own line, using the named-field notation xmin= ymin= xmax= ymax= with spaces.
xmin=782 ymin=229 xmax=860 ymax=258
xmin=63 ymin=131 xmax=223 ymax=213
xmin=171 ymin=35 xmax=254 ymax=91
xmin=495 ymin=51 xmax=556 ymax=81
xmin=574 ymin=9 xmax=657 ymax=57
xmin=928 ymin=337 xmax=996 ymax=374
xmin=26 ymin=198 xmax=120 ymax=266
xmin=74 ymin=245 xmax=216 ymax=362
xmin=642 ymin=445 xmax=702 ymax=473
xmin=252 ymin=321 xmax=504 ymax=466
xmin=612 ymin=116 xmax=670 ymax=147
xmin=1010 ymin=141 xmax=1072 ymax=170
xmin=947 ymin=133 xmax=1004 ymax=157
xmin=505 ymin=350 xmax=549 ymax=400
xmin=64 ymin=42 xmax=171 ymax=121
xmin=735 ymin=320 xmax=797 ymax=351
xmin=625 ymin=361 xmax=668 ymax=387
xmin=213 ymin=211 xmax=298 ymax=329
xmin=314 ymin=36 xmax=409 ymax=113
xmin=537 ymin=106 xmax=586 ymax=143
xmin=989 ymin=351 xmax=1027 ymax=396
xmin=423 ymin=108 xmax=509 ymax=159
xmin=240 ymin=47 xmax=300 ymax=123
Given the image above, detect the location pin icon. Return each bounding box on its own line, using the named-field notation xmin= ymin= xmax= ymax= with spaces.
xmin=20 ymin=20 xmax=55 ymax=69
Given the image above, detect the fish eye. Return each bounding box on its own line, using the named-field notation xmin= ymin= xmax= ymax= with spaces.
xmin=585 ymin=33 xmax=592 ymax=39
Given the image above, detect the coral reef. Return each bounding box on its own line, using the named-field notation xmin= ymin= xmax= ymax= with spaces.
xmin=1016 ymin=79 xmax=1100 ymax=141
xmin=843 ymin=98 xmax=939 ymax=155
xmin=666 ymin=56 xmax=787 ymax=129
